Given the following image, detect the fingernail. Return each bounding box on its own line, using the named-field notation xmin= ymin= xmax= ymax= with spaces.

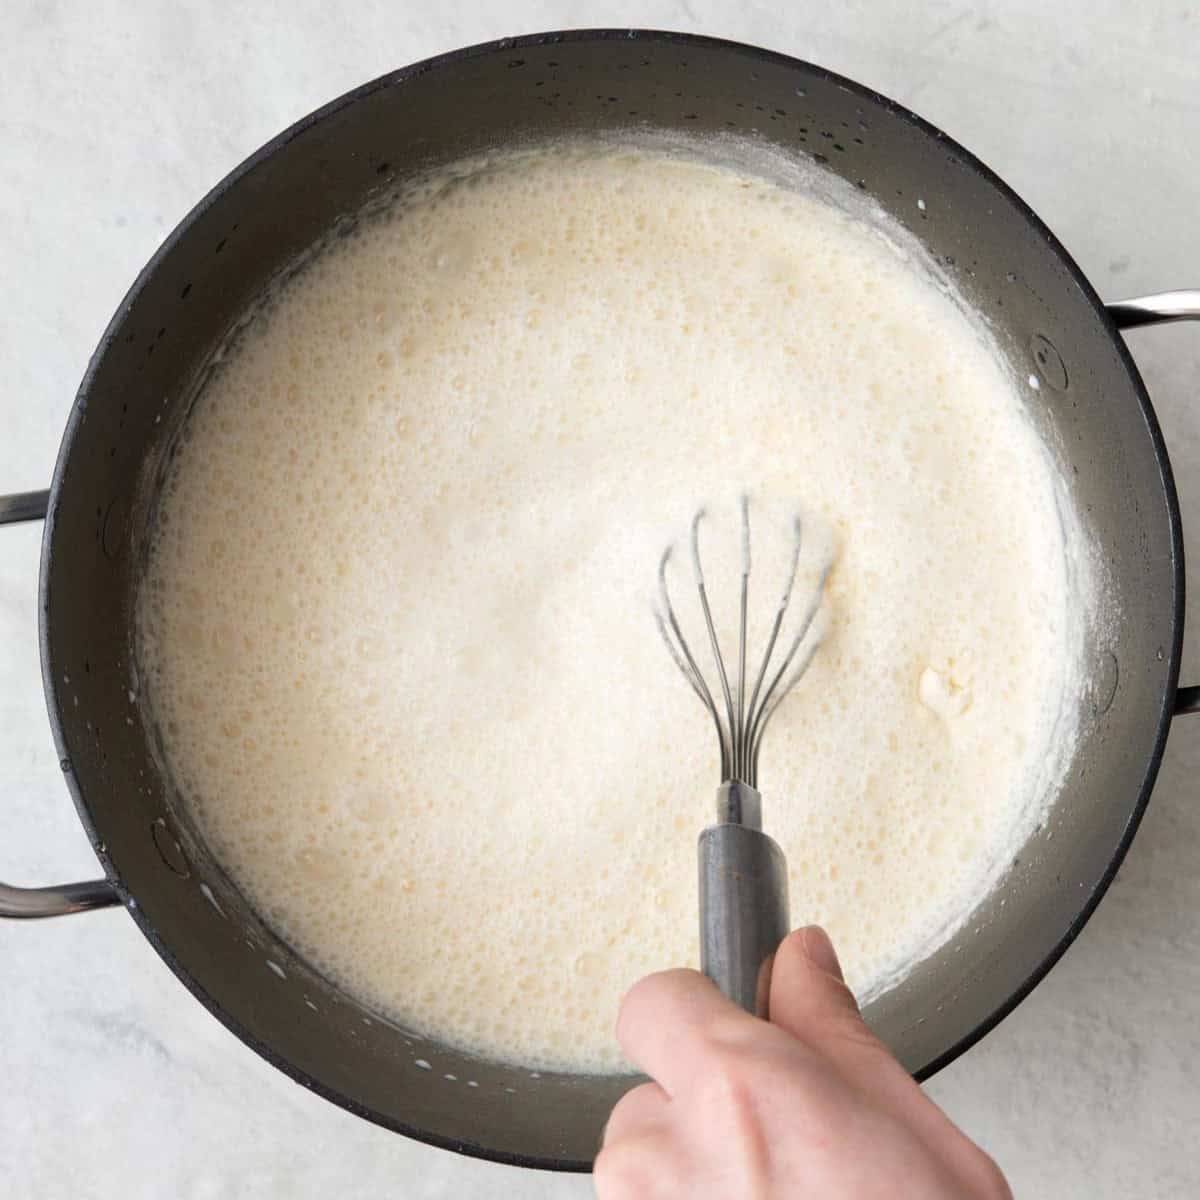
xmin=800 ymin=925 xmax=844 ymax=982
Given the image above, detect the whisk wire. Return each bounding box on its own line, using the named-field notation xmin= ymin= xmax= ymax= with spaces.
xmin=735 ymin=496 xmax=750 ymax=783
xmin=658 ymin=547 xmax=731 ymax=780
xmin=656 ymin=500 xmax=826 ymax=788
xmin=753 ymin=637 xmax=822 ymax=765
xmin=692 ymin=511 xmax=739 ymax=779
xmin=744 ymin=557 xmax=830 ymax=764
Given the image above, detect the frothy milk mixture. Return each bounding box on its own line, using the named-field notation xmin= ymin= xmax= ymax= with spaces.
xmin=137 ymin=144 xmax=1081 ymax=1072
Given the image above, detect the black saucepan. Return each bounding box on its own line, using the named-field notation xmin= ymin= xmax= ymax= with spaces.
xmin=2 ymin=30 xmax=1197 ymax=1171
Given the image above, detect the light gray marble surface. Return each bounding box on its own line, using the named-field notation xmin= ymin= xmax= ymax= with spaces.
xmin=2 ymin=2 xmax=1199 ymax=1196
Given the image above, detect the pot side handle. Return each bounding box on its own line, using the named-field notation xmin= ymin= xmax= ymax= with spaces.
xmin=0 ymin=488 xmax=121 ymax=917
xmin=1108 ymin=291 xmax=1200 ymax=716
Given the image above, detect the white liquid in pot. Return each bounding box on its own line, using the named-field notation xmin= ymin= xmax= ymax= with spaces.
xmin=137 ymin=144 xmax=1084 ymax=1072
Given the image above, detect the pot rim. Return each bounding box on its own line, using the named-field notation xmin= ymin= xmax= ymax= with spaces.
xmin=38 ymin=27 xmax=1185 ymax=1172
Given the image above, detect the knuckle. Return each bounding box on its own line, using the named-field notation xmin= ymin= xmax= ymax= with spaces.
xmin=593 ymin=1148 xmax=638 ymax=1198
xmin=700 ymin=1047 xmax=762 ymax=1121
xmin=602 ymin=1082 xmax=658 ymax=1145
xmin=822 ymin=974 xmax=864 ymax=1016
xmin=614 ymin=980 xmax=650 ymax=1044
xmin=594 ymin=1136 xmax=668 ymax=1199
xmin=824 ymin=1008 xmax=885 ymax=1054
xmin=970 ymin=1149 xmax=1014 ymax=1200
xmin=616 ymin=1080 xmax=659 ymax=1111
xmin=617 ymin=968 xmax=690 ymax=1031
xmin=699 ymin=1007 xmax=773 ymax=1059
xmin=695 ymin=1050 xmax=773 ymax=1179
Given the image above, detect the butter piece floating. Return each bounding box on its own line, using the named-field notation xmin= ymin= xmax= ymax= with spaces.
xmin=919 ymin=665 xmax=972 ymax=719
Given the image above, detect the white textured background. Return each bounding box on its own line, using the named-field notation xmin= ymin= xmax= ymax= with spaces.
xmin=2 ymin=3 xmax=1199 ymax=1196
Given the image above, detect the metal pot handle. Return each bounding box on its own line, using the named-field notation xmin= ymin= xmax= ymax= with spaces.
xmin=0 ymin=488 xmax=121 ymax=918
xmin=1107 ymin=291 xmax=1200 ymax=716
xmin=1107 ymin=291 xmax=1200 ymax=330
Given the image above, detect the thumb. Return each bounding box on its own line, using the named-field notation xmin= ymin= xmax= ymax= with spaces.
xmin=770 ymin=928 xmax=1015 ymax=1199
xmin=768 ymin=926 xmax=883 ymax=1057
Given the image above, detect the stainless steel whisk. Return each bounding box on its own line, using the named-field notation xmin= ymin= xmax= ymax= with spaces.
xmin=657 ymin=497 xmax=829 ymax=1017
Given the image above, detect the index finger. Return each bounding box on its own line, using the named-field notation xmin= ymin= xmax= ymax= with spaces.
xmin=615 ymin=967 xmax=758 ymax=1095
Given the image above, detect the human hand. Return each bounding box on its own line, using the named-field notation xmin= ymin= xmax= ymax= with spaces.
xmin=596 ymin=926 xmax=1011 ymax=1199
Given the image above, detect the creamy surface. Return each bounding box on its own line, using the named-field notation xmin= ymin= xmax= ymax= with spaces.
xmin=137 ymin=144 xmax=1079 ymax=1072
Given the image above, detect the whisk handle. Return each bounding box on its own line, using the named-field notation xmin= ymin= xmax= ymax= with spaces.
xmin=698 ymin=820 xmax=790 ymax=1017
